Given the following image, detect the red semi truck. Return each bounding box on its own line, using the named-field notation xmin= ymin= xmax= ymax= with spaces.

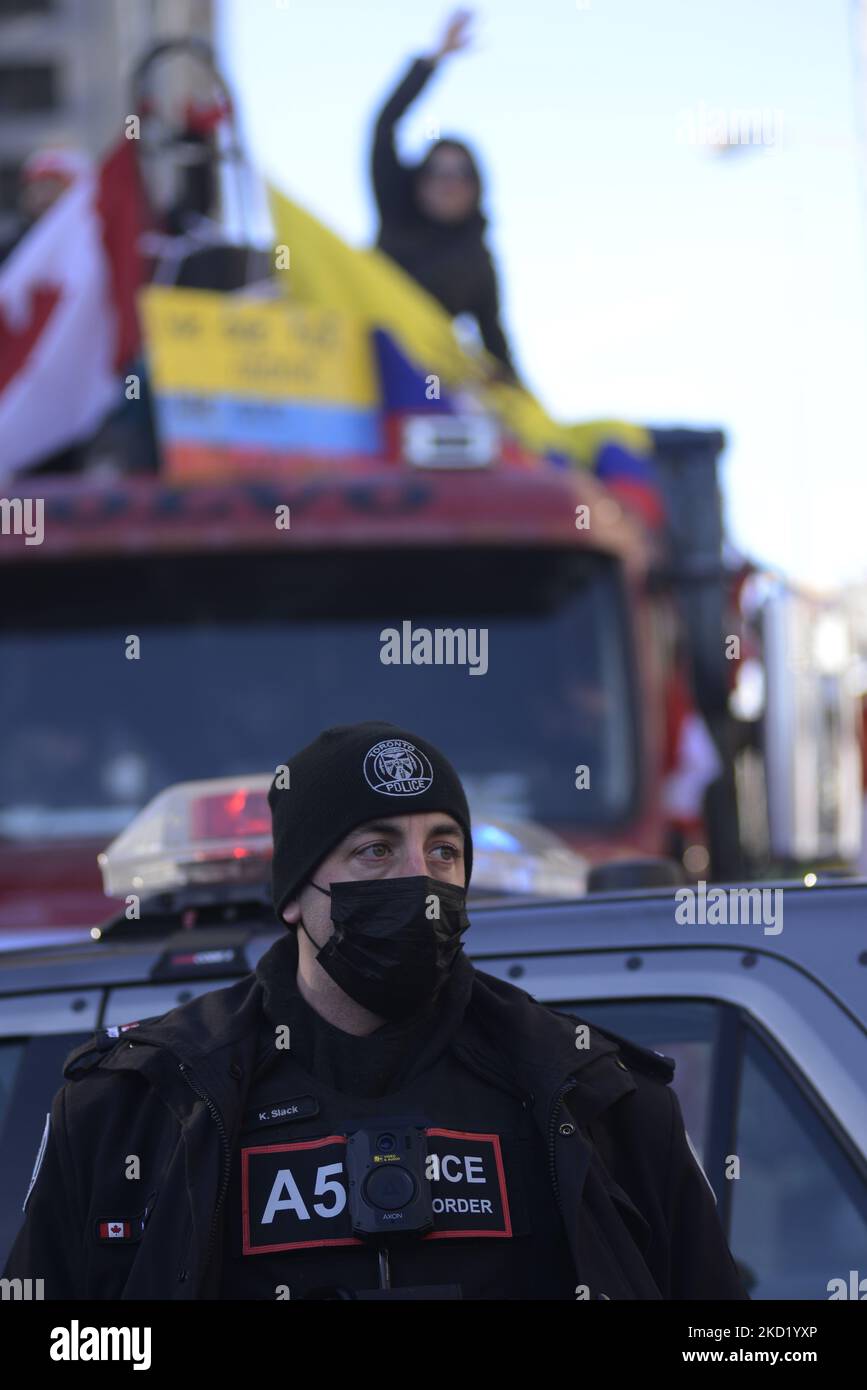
xmin=2 ymin=418 xmax=823 ymax=931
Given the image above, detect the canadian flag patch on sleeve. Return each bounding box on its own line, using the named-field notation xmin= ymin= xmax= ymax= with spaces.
xmin=95 ymin=1219 xmax=140 ymax=1243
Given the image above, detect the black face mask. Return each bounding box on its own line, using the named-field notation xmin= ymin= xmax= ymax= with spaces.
xmin=299 ymin=875 xmax=470 ymax=1021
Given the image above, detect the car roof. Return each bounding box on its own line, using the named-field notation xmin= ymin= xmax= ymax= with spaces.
xmin=1 ymin=879 xmax=865 ymax=1009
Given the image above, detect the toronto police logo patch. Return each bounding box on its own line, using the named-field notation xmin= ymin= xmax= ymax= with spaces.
xmin=363 ymin=739 xmax=434 ymax=797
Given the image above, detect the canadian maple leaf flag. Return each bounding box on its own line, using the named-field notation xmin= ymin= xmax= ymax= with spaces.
xmin=98 ymin=1220 xmax=130 ymax=1239
xmin=0 ymin=139 xmax=143 ymax=481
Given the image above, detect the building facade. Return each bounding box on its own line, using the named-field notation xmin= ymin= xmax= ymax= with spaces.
xmin=0 ymin=0 xmax=213 ymax=243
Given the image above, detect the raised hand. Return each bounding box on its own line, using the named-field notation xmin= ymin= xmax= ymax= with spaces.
xmin=432 ymin=9 xmax=474 ymax=62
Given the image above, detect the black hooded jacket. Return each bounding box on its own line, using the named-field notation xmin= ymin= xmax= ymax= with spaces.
xmin=3 ymin=936 xmax=748 ymax=1301
xmin=372 ymin=58 xmax=516 ymax=377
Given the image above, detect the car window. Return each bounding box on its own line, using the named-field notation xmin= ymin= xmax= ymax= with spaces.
xmin=0 ymin=1031 xmax=94 ymax=1271
xmin=554 ymin=998 xmax=722 ymax=1165
xmin=0 ymin=1038 xmax=26 ymax=1136
xmin=0 ymin=990 xmax=101 ymax=1036
xmin=729 ymin=1026 xmax=867 ymax=1300
xmin=104 ymin=979 xmax=239 ymax=1026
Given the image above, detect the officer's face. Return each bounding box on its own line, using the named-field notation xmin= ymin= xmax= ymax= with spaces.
xmin=282 ymin=811 xmax=466 ymax=941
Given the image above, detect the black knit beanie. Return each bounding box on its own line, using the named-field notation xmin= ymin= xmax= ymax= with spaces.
xmin=268 ymin=721 xmax=473 ymax=923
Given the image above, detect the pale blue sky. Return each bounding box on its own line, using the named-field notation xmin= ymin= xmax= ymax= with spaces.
xmin=218 ymin=0 xmax=867 ymax=590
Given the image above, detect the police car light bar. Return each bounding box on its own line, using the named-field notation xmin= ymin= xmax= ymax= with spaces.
xmin=98 ymin=775 xmax=274 ymax=900
xmin=471 ymin=820 xmax=588 ymax=898
xmin=98 ymin=776 xmax=589 ymax=904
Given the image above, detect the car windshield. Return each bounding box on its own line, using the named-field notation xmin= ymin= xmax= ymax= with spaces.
xmin=0 ymin=546 xmax=638 ymax=840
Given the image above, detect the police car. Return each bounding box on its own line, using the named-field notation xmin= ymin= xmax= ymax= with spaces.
xmin=1 ymin=776 xmax=866 ymax=1300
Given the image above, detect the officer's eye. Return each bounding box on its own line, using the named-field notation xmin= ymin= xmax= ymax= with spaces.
xmin=431 ymin=843 xmax=461 ymax=861
xmin=357 ymin=841 xmax=391 ymax=859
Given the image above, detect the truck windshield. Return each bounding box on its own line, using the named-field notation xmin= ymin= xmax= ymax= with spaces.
xmin=0 ymin=546 xmax=639 ymax=840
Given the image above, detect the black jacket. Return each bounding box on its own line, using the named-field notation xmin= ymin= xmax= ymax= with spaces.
xmin=372 ymin=59 xmax=516 ymax=377
xmin=3 ymin=942 xmax=748 ymax=1300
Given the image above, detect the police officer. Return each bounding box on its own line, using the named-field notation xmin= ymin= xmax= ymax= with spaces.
xmin=4 ymin=721 xmax=748 ymax=1300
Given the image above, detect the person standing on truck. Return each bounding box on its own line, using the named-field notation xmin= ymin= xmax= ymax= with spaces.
xmin=5 ymin=720 xmax=748 ymax=1300
xmin=0 ymin=145 xmax=93 ymax=266
xmin=372 ymin=10 xmax=519 ymax=381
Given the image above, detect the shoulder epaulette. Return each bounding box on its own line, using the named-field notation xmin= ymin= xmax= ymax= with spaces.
xmin=64 ymin=1016 xmax=165 ymax=1080
xmin=96 ymin=1019 xmax=145 ymax=1051
xmin=590 ymin=1021 xmax=676 ymax=1082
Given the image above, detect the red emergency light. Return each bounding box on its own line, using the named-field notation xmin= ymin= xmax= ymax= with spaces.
xmin=189 ymin=788 xmax=271 ymax=843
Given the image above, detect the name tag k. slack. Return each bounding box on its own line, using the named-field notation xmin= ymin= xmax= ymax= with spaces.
xmin=242 ymin=1095 xmax=319 ymax=1131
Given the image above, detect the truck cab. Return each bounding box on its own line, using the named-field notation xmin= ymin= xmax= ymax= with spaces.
xmin=0 ymin=460 xmax=672 ymax=928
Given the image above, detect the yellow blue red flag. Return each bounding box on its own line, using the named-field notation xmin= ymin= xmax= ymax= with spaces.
xmin=268 ymin=184 xmax=660 ymax=516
